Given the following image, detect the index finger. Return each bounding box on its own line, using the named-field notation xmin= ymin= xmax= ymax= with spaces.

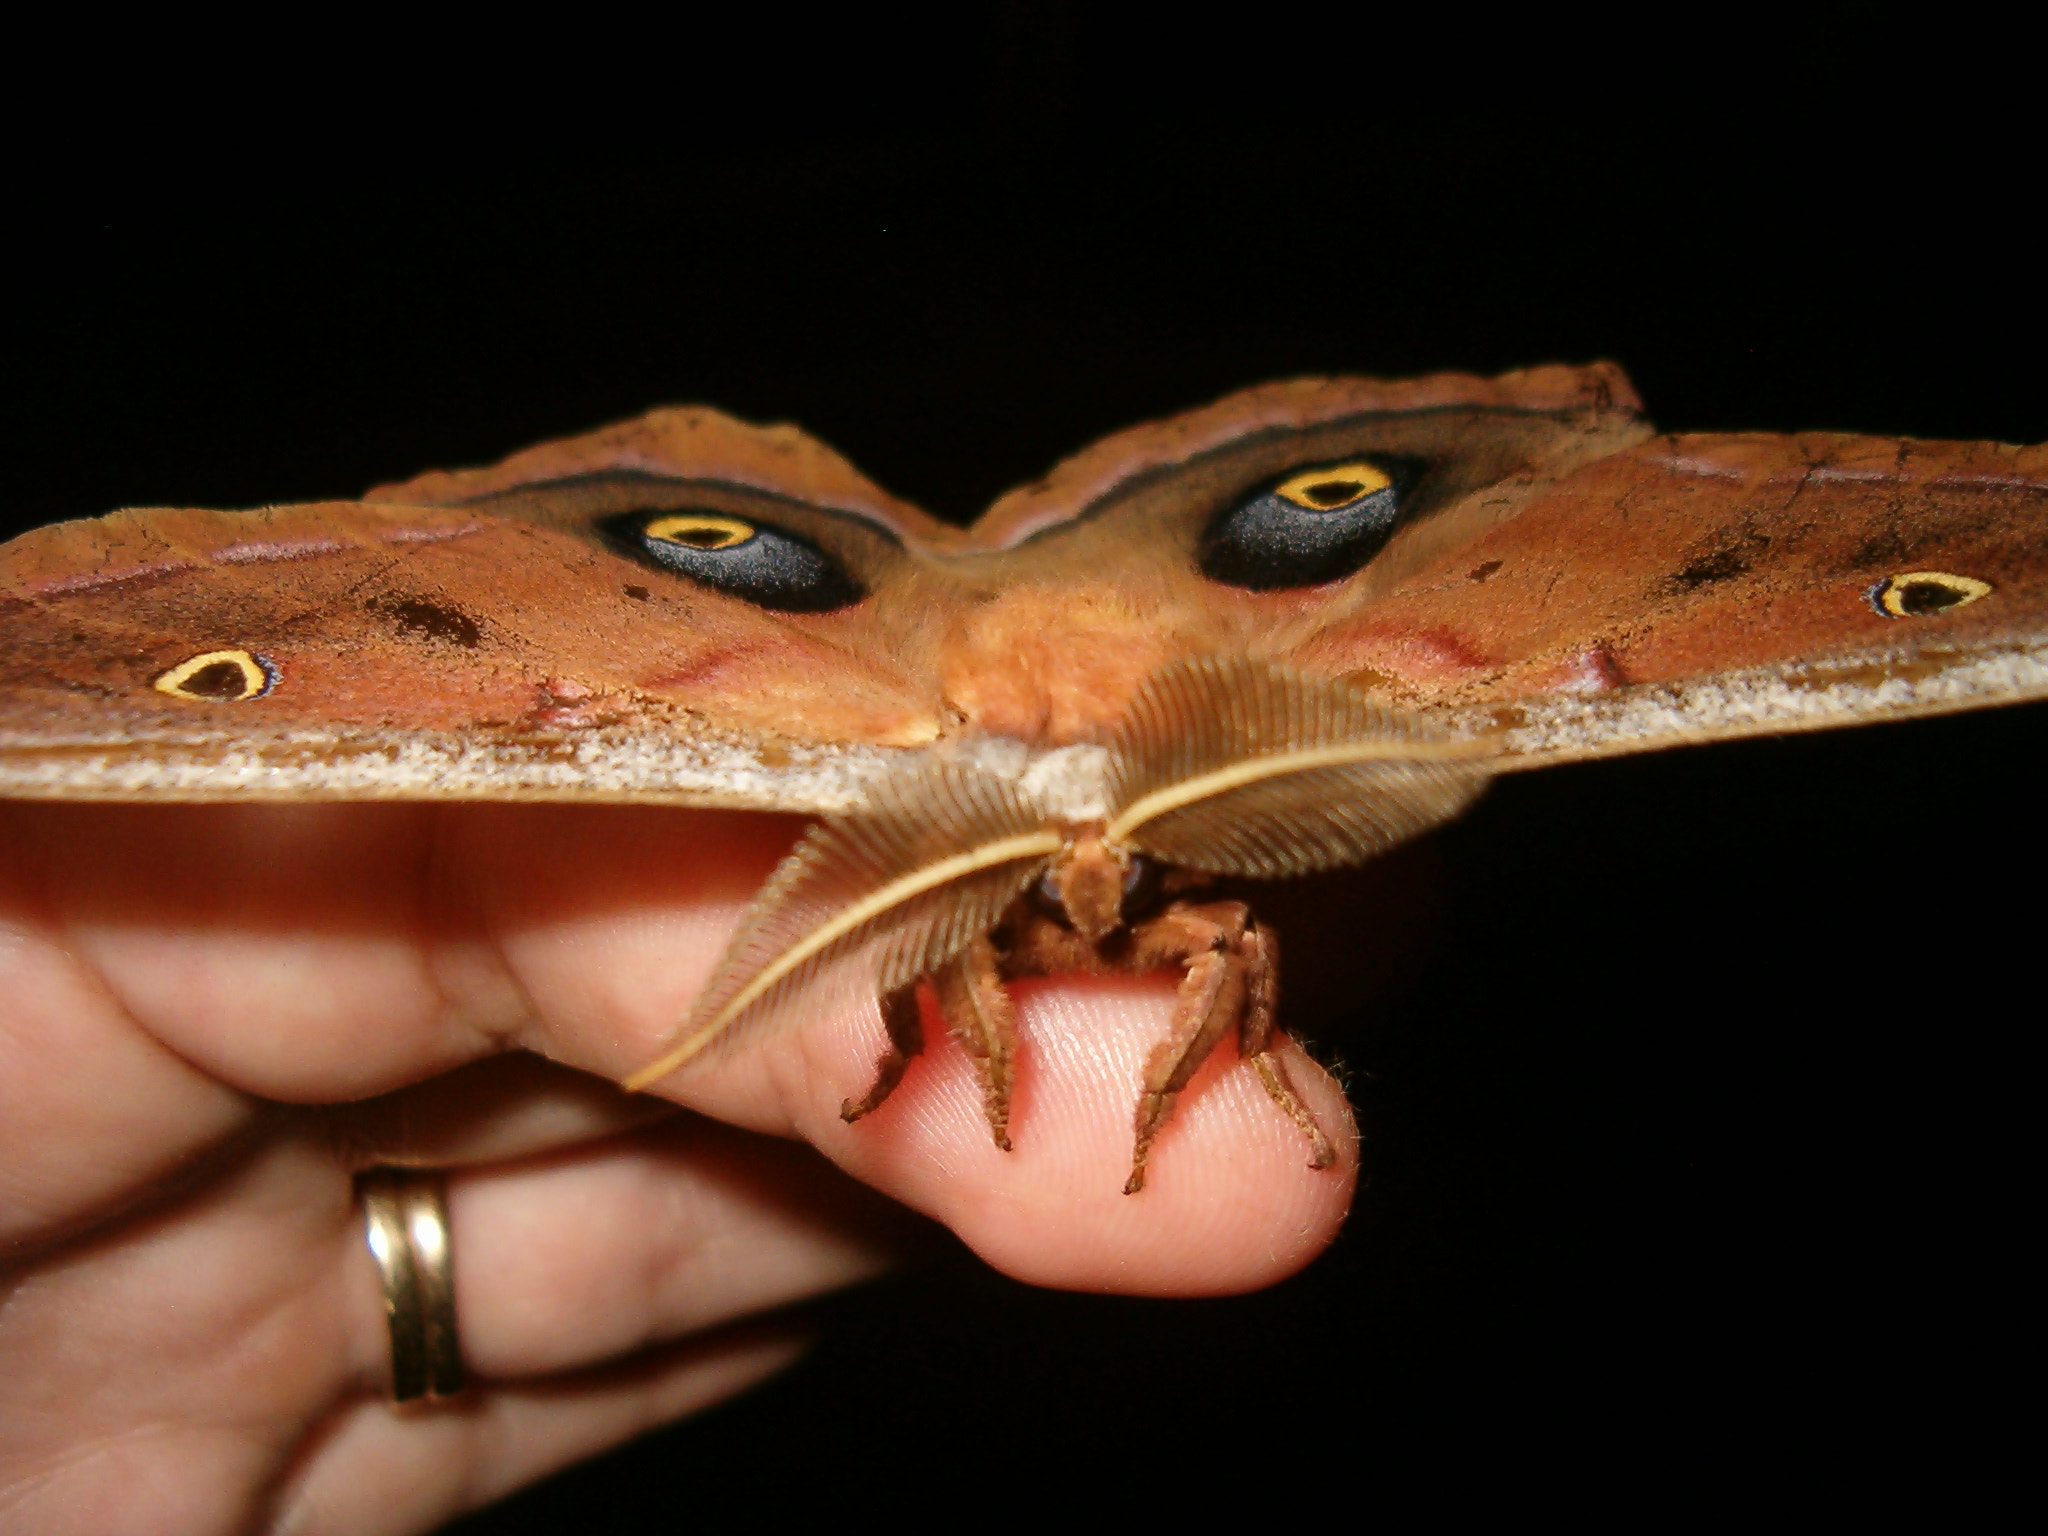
xmin=2 ymin=801 xmax=1356 ymax=1292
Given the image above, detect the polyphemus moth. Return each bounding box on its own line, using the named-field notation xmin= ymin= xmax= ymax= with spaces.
xmin=4 ymin=363 xmax=2043 ymax=1192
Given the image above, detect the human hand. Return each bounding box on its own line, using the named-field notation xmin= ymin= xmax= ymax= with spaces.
xmin=0 ymin=801 xmax=1355 ymax=1534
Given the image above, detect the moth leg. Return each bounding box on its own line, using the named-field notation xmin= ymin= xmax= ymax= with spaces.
xmin=840 ymin=982 xmax=926 ymax=1124
xmin=1126 ymin=908 xmax=1247 ymax=1195
xmin=932 ymin=933 xmax=1019 ymax=1152
xmin=1235 ymin=922 xmax=1335 ymax=1172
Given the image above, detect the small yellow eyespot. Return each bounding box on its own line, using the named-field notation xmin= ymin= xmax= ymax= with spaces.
xmin=1871 ymin=571 xmax=1993 ymax=618
xmin=1273 ymin=461 xmax=1394 ymax=511
xmin=643 ymin=514 xmax=756 ymax=551
xmin=153 ymin=649 xmax=273 ymax=702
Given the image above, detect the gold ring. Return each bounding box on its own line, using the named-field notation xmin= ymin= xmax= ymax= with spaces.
xmin=360 ymin=1168 xmax=467 ymax=1405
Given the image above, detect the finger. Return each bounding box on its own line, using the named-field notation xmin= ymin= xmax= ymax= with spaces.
xmin=0 ymin=1135 xmax=364 ymax=1536
xmin=338 ymin=1116 xmax=922 ymax=1382
xmin=271 ymin=1328 xmax=805 ymax=1536
xmin=2 ymin=1119 xmax=905 ymax=1530
xmin=1 ymin=800 xmax=770 ymax=1247
xmin=10 ymin=802 xmax=800 ymax=1101
xmin=638 ymin=974 xmax=1359 ymax=1294
xmin=885 ymin=978 xmax=1359 ymax=1294
xmin=0 ymin=850 xmax=252 ymax=1248
xmin=13 ymin=802 xmax=469 ymax=1097
xmin=464 ymin=813 xmax=1361 ymax=1292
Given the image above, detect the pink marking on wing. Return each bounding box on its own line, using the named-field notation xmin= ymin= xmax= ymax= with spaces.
xmin=526 ymin=678 xmax=615 ymax=729
xmin=1928 ymin=471 xmax=2045 ymax=491
xmin=1638 ymin=451 xmax=1748 ymax=481
xmin=381 ymin=521 xmax=484 ymax=544
xmin=213 ymin=537 xmax=349 ymax=564
xmin=28 ymin=559 xmax=202 ymax=596
xmin=1302 ymin=623 xmax=1495 ymax=687
xmin=1544 ymin=644 xmax=1629 ymax=694
xmin=531 ymin=704 xmax=607 ymax=729
xmin=643 ymin=645 xmax=768 ymax=694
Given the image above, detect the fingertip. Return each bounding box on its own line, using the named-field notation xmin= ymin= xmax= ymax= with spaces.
xmin=806 ymin=976 xmax=1357 ymax=1296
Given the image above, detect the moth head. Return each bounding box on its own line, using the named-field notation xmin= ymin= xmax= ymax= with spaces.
xmin=1039 ymin=833 xmax=1155 ymax=942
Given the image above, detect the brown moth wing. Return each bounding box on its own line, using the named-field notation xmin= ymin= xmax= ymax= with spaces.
xmin=968 ymin=361 xmax=1644 ymax=550
xmin=0 ymin=409 xmax=967 ymax=806
xmin=933 ymin=364 xmax=2046 ymax=759
xmin=932 ymin=364 xmax=1653 ymax=742
xmin=9 ymin=364 xmax=2043 ymax=805
xmin=1283 ymin=433 xmax=2048 ymax=763
xmin=364 ymin=403 xmax=964 ymax=554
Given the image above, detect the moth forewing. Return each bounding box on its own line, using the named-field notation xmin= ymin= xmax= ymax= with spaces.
xmin=622 ymin=763 xmax=1061 ymax=1091
xmin=1103 ymin=655 xmax=1493 ymax=878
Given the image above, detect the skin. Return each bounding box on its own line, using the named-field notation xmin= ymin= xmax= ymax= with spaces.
xmin=0 ymin=800 xmax=1356 ymax=1536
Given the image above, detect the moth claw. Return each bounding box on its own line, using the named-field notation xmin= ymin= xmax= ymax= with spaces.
xmin=841 ymin=983 xmax=924 ymax=1127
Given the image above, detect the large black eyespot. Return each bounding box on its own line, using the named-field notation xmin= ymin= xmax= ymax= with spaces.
xmin=1199 ymin=458 xmax=1417 ymax=589
xmin=600 ymin=510 xmax=863 ymax=612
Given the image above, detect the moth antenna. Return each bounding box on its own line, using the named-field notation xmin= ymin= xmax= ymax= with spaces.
xmin=624 ymin=761 xmax=1061 ymax=1090
xmin=1101 ymin=655 xmax=1493 ymax=879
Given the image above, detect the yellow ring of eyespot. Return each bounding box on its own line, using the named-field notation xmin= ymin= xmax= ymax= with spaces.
xmin=643 ymin=513 xmax=757 ymax=551
xmin=1273 ymin=461 xmax=1395 ymax=511
xmin=1875 ymin=570 xmax=1992 ymax=618
xmin=153 ymin=649 xmax=271 ymax=702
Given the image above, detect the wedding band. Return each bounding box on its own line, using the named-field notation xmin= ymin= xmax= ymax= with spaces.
xmin=360 ymin=1169 xmax=467 ymax=1404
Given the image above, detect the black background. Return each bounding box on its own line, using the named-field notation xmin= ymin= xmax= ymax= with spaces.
xmin=10 ymin=9 xmax=2038 ymax=1523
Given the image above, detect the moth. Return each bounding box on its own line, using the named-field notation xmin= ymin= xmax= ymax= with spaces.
xmin=4 ymin=363 xmax=2043 ymax=1191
